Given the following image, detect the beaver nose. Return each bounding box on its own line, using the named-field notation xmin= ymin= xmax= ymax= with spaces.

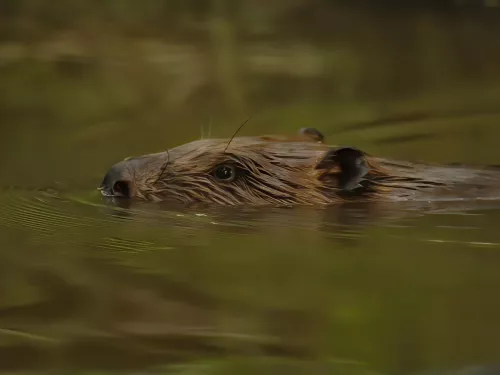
xmin=98 ymin=162 xmax=132 ymax=198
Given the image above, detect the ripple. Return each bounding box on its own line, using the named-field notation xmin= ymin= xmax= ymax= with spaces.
xmin=0 ymin=189 xmax=114 ymax=232
xmin=0 ymin=187 xmax=214 ymax=254
xmin=2 ymin=185 xmax=500 ymax=256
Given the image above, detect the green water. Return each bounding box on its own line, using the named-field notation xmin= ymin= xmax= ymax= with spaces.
xmin=2 ymin=1 xmax=500 ymax=374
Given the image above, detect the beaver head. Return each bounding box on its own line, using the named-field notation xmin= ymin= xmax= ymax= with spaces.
xmin=99 ymin=127 xmax=396 ymax=206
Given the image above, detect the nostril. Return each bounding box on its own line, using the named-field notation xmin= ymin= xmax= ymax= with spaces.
xmin=112 ymin=180 xmax=131 ymax=197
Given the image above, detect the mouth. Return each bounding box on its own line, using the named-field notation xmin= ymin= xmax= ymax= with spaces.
xmin=97 ymin=185 xmax=114 ymax=197
xmin=98 ymin=179 xmax=133 ymax=198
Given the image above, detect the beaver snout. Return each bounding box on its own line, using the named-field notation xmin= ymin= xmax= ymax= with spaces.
xmin=99 ymin=161 xmax=134 ymax=198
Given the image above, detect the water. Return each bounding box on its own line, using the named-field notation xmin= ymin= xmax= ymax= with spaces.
xmin=2 ymin=189 xmax=500 ymax=375
xmin=2 ymin=1 xmax=500 ymax=374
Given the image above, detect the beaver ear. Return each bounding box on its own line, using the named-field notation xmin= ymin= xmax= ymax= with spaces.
xmin=299 ymin=128 xmax=325 ymax=143
xmin=315 ymin=147 xmax=369 ymax=191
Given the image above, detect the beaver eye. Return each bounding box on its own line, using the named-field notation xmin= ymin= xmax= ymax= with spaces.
xmin=213 ymin=164 xmax=236 ymax=182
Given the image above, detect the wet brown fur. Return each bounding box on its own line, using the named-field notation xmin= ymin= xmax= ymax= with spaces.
xmin=99 ymin=129 xmax=500 ymax=206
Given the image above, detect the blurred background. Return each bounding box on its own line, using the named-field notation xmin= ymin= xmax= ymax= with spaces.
xmin=2 ymin=1 xmax=500 ymax=374
xmin=2 ymin=0 xmax=500 ymax=186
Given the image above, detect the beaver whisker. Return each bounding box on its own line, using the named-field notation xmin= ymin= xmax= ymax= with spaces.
xmin=153 ymin=149 xmax=170 ymax=186
xmin=224 ymin=117 xmax=253 ymax=152
xmin=208 ymin=116 xmax=212 ymax=139
xmin=154 ymin=141 xmax=225 ymax=184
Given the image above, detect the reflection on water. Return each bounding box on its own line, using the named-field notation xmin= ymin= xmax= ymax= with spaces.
xmin=2 ymin=189 xmax=500 ymax=374
xmin=2 ymin=1 xmax=500 ymax=374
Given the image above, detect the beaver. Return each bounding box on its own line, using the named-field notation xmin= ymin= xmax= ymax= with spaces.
xmin=99 ymin=127 xmax=500 ymax=205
